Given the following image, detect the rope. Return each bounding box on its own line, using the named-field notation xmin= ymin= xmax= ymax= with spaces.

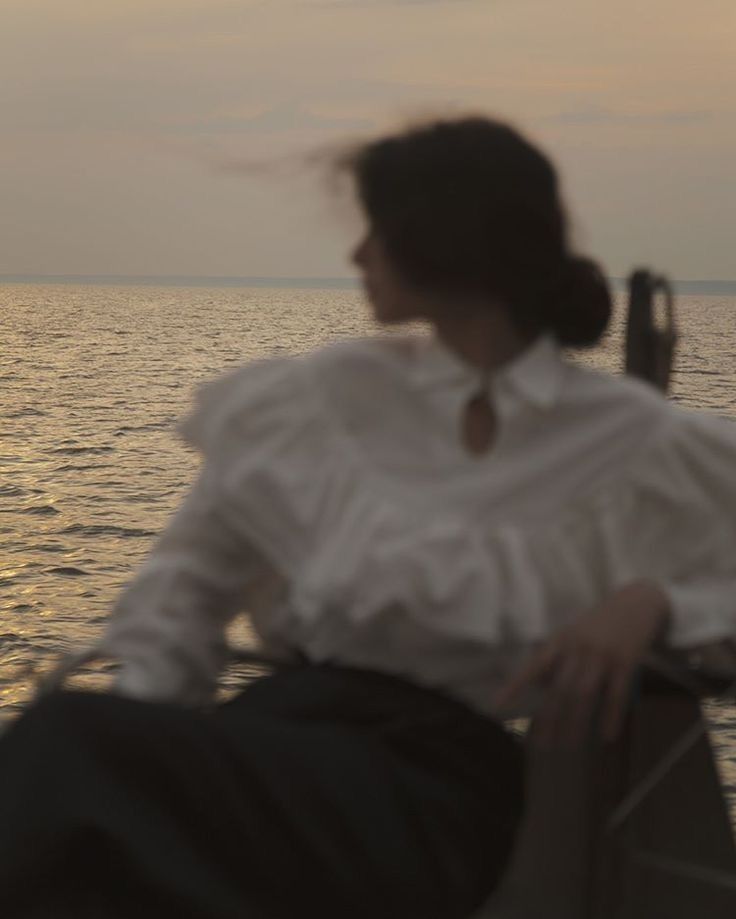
xmin=607 ymin=670 xmax=736 ymax=832
xmin=630 ymin=849 xmax=736 ymax=893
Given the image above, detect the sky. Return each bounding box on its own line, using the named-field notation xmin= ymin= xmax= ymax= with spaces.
xmin=1 ymin=0 xmax=734 ymax=280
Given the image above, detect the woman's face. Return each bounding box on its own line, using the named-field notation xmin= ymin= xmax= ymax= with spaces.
xmin=350 ymin=230 xmax=428 ymax=325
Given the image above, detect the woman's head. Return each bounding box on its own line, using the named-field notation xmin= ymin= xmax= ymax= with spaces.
xmin=341 ymin=115 xmax=611 ymax=347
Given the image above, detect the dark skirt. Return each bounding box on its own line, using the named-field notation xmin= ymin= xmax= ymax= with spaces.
xmin=0 ymin=663 xmax=524 ymax=919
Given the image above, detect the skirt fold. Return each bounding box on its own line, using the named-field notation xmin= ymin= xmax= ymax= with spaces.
xmin=0 ymin=664 xmax=523 ymax=919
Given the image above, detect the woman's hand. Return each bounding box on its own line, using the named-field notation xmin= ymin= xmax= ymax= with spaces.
xmin=493 ymin=581 xmax=671 ymax=748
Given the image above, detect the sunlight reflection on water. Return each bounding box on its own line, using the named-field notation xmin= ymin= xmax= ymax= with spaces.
xmin=1 ymin=283 xmax=735 ymax=826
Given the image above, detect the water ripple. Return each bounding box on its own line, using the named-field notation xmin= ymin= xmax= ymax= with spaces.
xmin=0 ymin=484 xmax=27 ymax=497
xmin=46 ymin=566 xmax=90 ymax=577
xmin=48 ymin=446 xmax=115 ymax=456
xmin=59 ymin=523 xmax=157 ymax=538
xmin=3 ymin=407 xmax=46 ymax=418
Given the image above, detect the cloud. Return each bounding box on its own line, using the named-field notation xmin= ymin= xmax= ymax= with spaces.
xmin=192 ymin=102 xmax=374 ymax=134
xmin=310 ymin=0 xmax=483 ymax=9
xmin=312 ymin=0 xmax=478 ymax=6
xmin=1 ymin=0 xmax=734 ymax=278
xmin=544 ymin=106 xmax=714 ymax=126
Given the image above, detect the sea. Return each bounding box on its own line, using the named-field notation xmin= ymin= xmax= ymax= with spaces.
xmin=1 ymin=279 xmax=736 ymax=830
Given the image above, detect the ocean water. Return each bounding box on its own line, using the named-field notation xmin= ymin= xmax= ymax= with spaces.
xmin=1 ymin=282 xmax=735 ymax=829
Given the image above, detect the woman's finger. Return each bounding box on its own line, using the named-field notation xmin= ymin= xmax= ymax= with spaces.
xmin=601 ymin=664 xmax=635 ymax=742
xmin=531 ymin=653 xmax=582 ymax=748
xmin=560 ymin=656 xmax=607 ymax=747
xmin=493 ymin=644 xmax=561 ymax=712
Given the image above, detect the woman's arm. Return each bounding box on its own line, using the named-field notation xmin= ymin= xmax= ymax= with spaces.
xmin=493 ymin=581 xmax=673 ymax=747
xmin=97 ymin=465 xmax=258 ymax=706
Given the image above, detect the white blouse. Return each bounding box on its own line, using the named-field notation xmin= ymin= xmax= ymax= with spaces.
xmin=93 ymin=333 xmax=736 ymax=716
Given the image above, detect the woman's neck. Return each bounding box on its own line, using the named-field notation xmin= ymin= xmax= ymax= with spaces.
xmin=430 ymin=307 xmax=533 ymax=374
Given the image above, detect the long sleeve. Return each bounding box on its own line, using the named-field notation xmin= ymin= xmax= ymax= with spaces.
xmin=634 ymin=409 xmax=736 ymax=651
xmin=661 ymin=576 xmax=736 ymax=648
xmin=98 ymin=464 xmax=258 ymax=706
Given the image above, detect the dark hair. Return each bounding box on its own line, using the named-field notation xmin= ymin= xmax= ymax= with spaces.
xmin=339 ymin=115 xmax=611 ymax=347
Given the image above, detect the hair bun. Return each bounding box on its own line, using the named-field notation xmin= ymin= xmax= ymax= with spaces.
xmin=546 ymin=255 xmax=612 ymax=347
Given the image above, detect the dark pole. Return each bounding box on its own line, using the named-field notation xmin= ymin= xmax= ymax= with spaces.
xmin=624 ymin=269 xmax=677 ymax=393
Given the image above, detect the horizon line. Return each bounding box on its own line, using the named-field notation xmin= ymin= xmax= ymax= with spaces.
xmin=1 ymin=273 xmax=735 ymax=293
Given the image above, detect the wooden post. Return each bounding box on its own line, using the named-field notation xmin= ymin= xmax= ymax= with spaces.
xmin=624 ymin=269 xmax=677 ymax=391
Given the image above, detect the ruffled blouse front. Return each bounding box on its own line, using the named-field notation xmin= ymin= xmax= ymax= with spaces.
xmin=95 ymin=333 xmax=736 ymax=716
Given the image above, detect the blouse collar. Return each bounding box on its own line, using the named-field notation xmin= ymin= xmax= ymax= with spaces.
xmin=410 ymin=333 xmax=564 ymax=411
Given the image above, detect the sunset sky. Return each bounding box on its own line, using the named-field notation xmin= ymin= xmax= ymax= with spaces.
xmin=1 ymin=0 xmax=734 ymax=280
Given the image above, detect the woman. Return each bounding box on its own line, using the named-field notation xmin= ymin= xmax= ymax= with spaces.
xmin=1 ymin=115 xmax=735 ymax=919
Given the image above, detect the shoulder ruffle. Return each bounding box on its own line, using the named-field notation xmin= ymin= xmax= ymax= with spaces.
xmin=177 ymin=339 xmax=402 ymax=575
xmin=514 ymin=406 xmax=736 ymax=646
